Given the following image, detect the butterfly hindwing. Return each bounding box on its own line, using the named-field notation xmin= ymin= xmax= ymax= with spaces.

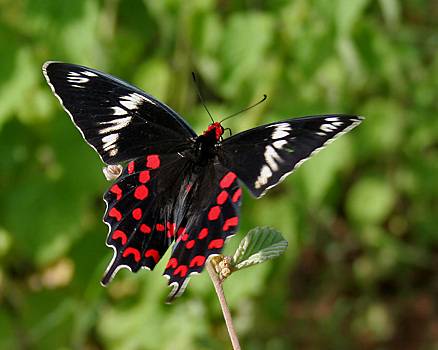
xmin=102 ymin=152 xmax=190 ymax=284
xmin=219 ymin=115 xmax=363 ymax=198
xmin=102 ymin=153 xmax=242 ymax=300
xmin=43 ymin=62 xmax=196 ymax=164
xmin=163 ymin=166 xmax=242 ymax=301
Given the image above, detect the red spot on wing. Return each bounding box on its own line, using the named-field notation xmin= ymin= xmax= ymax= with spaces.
xmin=146 ymin=155 xmax=160 ymax=169
xmin=223 ymin=216 xmax=239 ymax=231
xmin=177 ymin=227 xmax=186 ymax=237
xmin=185 ymin=240 xmax=195 ymax=249
xmin=145 ymin=249 xmax=160 ymax=263
xmin=173 ymin=265 xmax=188 ymax=277
xmin=198 ymin=228 xmax=209 ymax=240
xmin=110 ymin=184 xmax=122 ymax=201
xmin=189 ymin=256 xmax=206 ymax=268
xmin=156 ymin=223 xmax=165 ymax=231
xmin=128 ymin=161 xmax=135 ymax=174
xmin=109 ymin=207 xmax=122 ymax=221
xmin=208 ymin=239 xmax=224 ymax=249
xmin=139 ymin=170 xmax=150 ymax=183
xmin=111 ymin=230 xmax=127 ymax=245
xmin=132 ymin=208 xmax=142 ymax=220
xmin=123 ymin=247 xmax=141 ymax=262
xmin=140 ymin=224 xmax=151 ymax=234
xmin=216 ymin=190 xmax=229 ymax=205
xmin=166 ymin=258 xmax=178 ymax=269
xmin=220 ymin=172 xmax=237 ymax=189
xmin=134 ymin=185 xmax=149 ymax=200
xmin=166 ymin=222 xmax=176 ymax=238
xmin=181 ymin=233 xmax=189 ymax=241
xmin=232 ymin=188 xmax=242 ymax=203
xmin=208 ymin=206 xmax=221 ymax=220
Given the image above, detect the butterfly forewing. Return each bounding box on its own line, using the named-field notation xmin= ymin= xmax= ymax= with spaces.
xmin=220 ymin=115 xmax=363 ymax=198
xmin=43 ymin=62 xmax=196 ymax=164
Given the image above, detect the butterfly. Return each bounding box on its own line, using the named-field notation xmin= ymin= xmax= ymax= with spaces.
xmin=42 ymin=62 xmax=363 ymax=301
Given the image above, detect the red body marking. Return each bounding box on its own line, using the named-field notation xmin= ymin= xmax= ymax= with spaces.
xmin=203 ymin=122 xmax=224 ymax=140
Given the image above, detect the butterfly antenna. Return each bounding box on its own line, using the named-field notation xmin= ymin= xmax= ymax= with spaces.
xmin=220 ymin=94 xmax=267 ymax=123
xmin=191 ymin=72 xmax=214 ymax=123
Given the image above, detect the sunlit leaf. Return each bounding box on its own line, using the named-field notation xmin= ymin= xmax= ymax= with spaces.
xmin=231 ymin=227 xmax=288 ymax=270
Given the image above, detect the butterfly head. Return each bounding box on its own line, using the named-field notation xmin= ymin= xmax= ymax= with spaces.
xmin=203 ymin=122 xmax=224 ymax=141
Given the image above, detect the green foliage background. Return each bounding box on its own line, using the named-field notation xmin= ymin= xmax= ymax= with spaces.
xmin=0 ymin=0 xmax=437 ymax=349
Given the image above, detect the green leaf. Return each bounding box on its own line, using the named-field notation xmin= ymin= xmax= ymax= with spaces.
xmin=231 ymin=227 xmax=288 ymax=270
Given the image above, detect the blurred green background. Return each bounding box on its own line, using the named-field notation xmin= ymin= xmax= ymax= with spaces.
xmin=0 ymin=0 xmax=437 ymax=349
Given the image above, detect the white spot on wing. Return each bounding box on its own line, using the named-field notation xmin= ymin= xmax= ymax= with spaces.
xmin=325 ymin=117 xmax=339 ymax=122
xmin=273 ymin=140 xmax=288 ymax=149
xmin=102 ymin=133 xmax=119 ymax=151
xmin=82 ymin=70 xmax=98 ymax=77
xmin=320 ymin=123 xmax=338 ymax=132
xmin=264 ymin=145 xmax=282 ymax=171
xmin=142 ymin=95 xmax=157 ymax=106
xmin=67 ymin=76 xmax=89 ymax=84
xmin=255 ymin=165 xmax=273 ymax=189
xmin=119 ymin=92 xmax=155 ymax=110
xmin=272 ymin=123 xmax=292 ymax=139
xmin=99 ymin=116 xmax=132 ymax=134
xmin=111 ymin=106 xmax=127 ymax=115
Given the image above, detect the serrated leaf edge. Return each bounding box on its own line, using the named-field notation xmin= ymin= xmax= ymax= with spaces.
xmin=234 ymin=240 xmax=288 ymax=270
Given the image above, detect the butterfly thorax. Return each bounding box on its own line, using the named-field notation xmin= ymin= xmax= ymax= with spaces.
xmin=203 ymin=122 xmax=224 ymax=141
xmin=192 ymin=122 xmax=224 ymax=166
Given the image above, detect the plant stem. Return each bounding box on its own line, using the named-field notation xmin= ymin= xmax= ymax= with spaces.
xmin=206 ymin=260 xmax=241 ymax=350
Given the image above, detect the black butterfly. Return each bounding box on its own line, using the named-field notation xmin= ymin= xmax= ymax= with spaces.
xmin=43 ymin=62 xmax=363 ymax=301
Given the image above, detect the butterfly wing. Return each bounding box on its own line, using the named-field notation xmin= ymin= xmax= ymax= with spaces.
xmin=163 ymin=166 xmax=242 ymax=302
xmin=219 ymin=115 xmax=363 ymax=198
xmin=43 ymin=62 xmax=196 ymax=164
xmin=103 ymin=152 xmax=241 ymax=301
xmin=102 ymin=152 xmax=190 ymax=285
